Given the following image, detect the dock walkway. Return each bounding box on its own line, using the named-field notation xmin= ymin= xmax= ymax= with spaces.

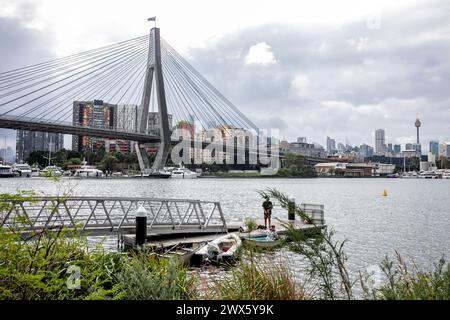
xmin=123 ymin=218 xmax=326 ymax=250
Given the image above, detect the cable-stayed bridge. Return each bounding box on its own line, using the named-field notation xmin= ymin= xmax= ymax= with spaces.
xmin=0 ymin=27 xmax=268 ymax=171
xmin=0 ymin=26 xmax=330 ymax=171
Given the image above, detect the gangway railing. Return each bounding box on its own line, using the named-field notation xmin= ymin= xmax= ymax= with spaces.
xmin=0 ymin=196 xmax=228 ymax=236
xmin=300 ymin=203 xmax=325 ymax=225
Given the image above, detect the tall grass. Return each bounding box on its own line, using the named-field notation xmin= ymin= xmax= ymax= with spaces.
xmin=210 ymin=251 xmax=308 ymax=300
xmin=116 ymin=252 xmax=197 ymax=300
xmin=370 ymin=252 xmax=450 ymax=300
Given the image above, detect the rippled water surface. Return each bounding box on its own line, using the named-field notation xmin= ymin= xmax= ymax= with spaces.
xmin=1 ymin=177 xmax=450 ymax=274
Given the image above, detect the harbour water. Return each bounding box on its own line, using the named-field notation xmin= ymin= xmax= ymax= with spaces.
xmin=1 ymin=177 xmax=449 ymax=276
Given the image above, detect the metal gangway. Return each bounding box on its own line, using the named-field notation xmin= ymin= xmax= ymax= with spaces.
xmin=0 ymin=196 xmax=228 ymax=237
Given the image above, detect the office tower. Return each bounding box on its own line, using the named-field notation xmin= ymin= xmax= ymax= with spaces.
xmin=72 ymin=100 xmax=117 ymax=152
xmin=387 ymin=143 xmax=393 ymax=153
xmin=16 ymin=130 xmax=64 ymax=163
xmin=375 ymin=129 xmax=386 ymax=154
xmin=438 ymin=143 xmax=447 ymax=158
xmin=412 ymin=143 xmax=422 ymax=155
xmin=326 ymin=136 xmax=336 ymax=153
xmin=429 ymin=140 xmax=439 ymax=157
xmin=147 ymin=112 xmax=173 ymax=132
xmin=116 ymin=104 xmax=139 ymax=133
xmin=360 ymin=143 xmax=374 ymax=157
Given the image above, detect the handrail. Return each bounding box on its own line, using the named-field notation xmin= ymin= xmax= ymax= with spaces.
xmin=0 ymin=196 xmax=227 ymax=235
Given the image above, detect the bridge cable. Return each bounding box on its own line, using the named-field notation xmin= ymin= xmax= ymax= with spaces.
xmin=163 ymin=50 xmax=229 ymax=131
xmin=0 ymin=36 xmax=149 ymax=90
xmin=0 ymin=34 xmax=148 ymax=79
xmin=0 ymin=42 xmax=148 ymax=115
xmin=0 ymin=40 xmax=148 ymax=102
xmin=21 ymin=45 xmax=148 ymax=120
xmin=49 ymin=48 xmax=148 ymax=122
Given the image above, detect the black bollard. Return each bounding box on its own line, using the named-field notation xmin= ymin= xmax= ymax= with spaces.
xmin=288 ymin=198 xmax=296 ymax=220
xmin=135 ymin=205 xmax=148 ymax=247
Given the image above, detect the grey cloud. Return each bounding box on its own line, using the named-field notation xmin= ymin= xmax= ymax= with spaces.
xmin=0 ymin=11 xmax=55 ymax=150
xmin=183 ymin=0 xmax=450 ymax=149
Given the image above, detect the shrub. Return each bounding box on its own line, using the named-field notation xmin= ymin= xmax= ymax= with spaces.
xmin=373 ymin=252 xmax=450 ymax=300
xmin=211 ymin=251 xmax=307 ymax=300
xmin=0 ymin=227 xmax=126 ymax=300
xmin=116 ymin=252 xmax=197 ymax=300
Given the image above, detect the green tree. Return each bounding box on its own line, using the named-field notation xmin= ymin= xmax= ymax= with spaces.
xmin=113 ymin=151 xmax=125 ymax=163
xmin=278 ymin=153 xmax=317 ymax=177
xmin=67 ymin=150 xmax=81 ymax=159
xmin=53 ymin=149 xmax=68 ymax=167
xmin=63 ymin=158 xmax=81 ymax=170
xmin=26 ymin=151 xmax=47 ymax=167
xmin=82 ymin=150 xmax=95 ymax=164
xmin=95 ymin=145 xmax=107 ymax=163
xmin=101 ymin=155 xmax=118 ymax=173
xmin=288 ymin=164 xmax=299 ymax=176
xmin=300 ymin=165 xmax=317 ymax=178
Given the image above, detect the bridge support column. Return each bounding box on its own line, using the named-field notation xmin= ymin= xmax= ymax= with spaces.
xmin=134 ymin=142 xmax=150 ymax=173
xmin=137 ymin=27 xmax=171 ymax=173
xmin=151 ymin=28 xmax=171 ymax=170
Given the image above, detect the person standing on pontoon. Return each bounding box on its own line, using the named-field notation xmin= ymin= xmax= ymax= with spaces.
xmin=262 ymin=196 xmax=273 ymax=229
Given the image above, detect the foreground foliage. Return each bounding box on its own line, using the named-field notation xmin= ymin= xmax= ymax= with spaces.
xmin=117 ymin=252 xmax=196 ymax=300
xmin=211 ymin=252 xmax=307 ymax=300
xmin=0 ymin=228 xmax=125 ymax=300
xmin=1 ymin=189 xmax=450 ymax=300
xmin=368 ymin=252 xmax=450 ymax=300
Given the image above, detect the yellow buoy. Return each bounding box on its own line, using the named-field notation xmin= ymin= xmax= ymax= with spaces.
xmin=381 ymin=189 xmax=388 ymax=197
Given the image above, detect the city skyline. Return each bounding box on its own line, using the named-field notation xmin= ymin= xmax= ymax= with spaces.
xmin=0 ymin=0 xmax=450 ymax=153
xmin=1 ymin=113 xmax=449 ymax=156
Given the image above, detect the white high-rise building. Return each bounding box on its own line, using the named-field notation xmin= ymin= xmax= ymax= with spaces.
xmin=438 ymin=143 xmax=448 ymax=158
xmin=375 ymin=129 xmax=386 ymax=155
xmin=117 ymin=104 xmax=139 ymax=132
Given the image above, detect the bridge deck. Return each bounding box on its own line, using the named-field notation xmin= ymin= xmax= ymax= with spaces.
xmin=0 ymin=115 xmax=160 ymax=143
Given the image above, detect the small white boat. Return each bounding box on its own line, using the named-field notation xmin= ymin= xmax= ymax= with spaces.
xmin=0 ymin=164 xmax=15 ymax=178
xmin=150 ymin=242 xmax=206 ymax=265
xmin=193 ymin=233 xmax=242 ymax=265
xmin=74 ymin=166 xmax=103 ymax=178
xmin=170 ymin=166 xmax=199 ymax=179
xmin=12 ymin=163 xmax=32 ymax=177
xmin=242 ymin=232 xmax=282 ymax=249
xmin=31 ymin=167 xmax=40 ymax=177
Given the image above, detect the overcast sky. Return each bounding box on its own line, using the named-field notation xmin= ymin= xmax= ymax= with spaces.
xmin=0 ymin=0 xmax=449 ymax=152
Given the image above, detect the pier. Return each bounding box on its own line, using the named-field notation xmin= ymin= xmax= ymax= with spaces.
xmin=0 ymin=195 xmax=326 ymax=248
xmin=0 ymin=196 xmax=229 ymax=237
xmin=122 ymin=219 xmax=325 ymax=251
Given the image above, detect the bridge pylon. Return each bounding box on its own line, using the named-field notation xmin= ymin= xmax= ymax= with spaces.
xmin=136 ymin=27 xmax=171 ymax=172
